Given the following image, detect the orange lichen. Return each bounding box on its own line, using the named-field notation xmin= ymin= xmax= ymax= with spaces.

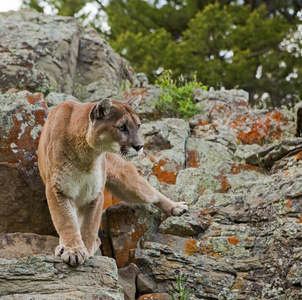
xmin=102 ymin=188 xmax=120 ymax=211
xmin=227 ymin=237 xmax=240 ymax=245
xmin=186 ymin=149 xmax=200 ymax=168
xmin=294 ymin=151 xmax=302 ymax=160
xmin=211 ymin=230 xmax=222 ymax=237
xmin=230 ymin=163 xmax=261 ymax=174
xmin=201 ymin=243 xmax=221 ymax=258
xmin=217 ymin=173 xmax=231 ymax=193
xmin=231 ymin=276 xmax=244 ymax=290
xmin=228 ymin=110 xmax=287 ymax=146
xmin=152 ymin=158 xmax=179 ymax=184
xmin=245 ymin=237 xmax=253 ymax=243
xmin=285 ymin=200 xmax=291 ymax=208
xmin=149 ymin=156 xmax=156 ymax=163
xmin=26 ymin=92 xmax=42 ymax=104
xmin=137 ymin=294 xmax=171 ymax=300
xmin=101 ymin=204 xmax=150 ymax=268
xmin=296 ymin=216 xmax=302 ymax=223
xmin=184 ymin=238 xmax=200 ymax=256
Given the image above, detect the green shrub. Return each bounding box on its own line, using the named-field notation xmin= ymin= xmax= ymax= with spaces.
xmin=154 ymin=70 xmax=206 ymax=120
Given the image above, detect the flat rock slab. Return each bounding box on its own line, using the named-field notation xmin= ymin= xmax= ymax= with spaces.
xmin=0 ymin=254 xmax=123 ymax=300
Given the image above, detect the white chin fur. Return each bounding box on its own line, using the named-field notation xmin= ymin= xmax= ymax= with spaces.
xmin=125 ymin=147 xmax=144 ymax=161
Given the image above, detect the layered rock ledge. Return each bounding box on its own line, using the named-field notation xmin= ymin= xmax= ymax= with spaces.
xmin=0 ymin=233 xmax=123 ymax=300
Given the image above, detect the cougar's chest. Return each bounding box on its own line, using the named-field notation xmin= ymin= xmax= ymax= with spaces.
xmin=59 ymin=156 xmax=106 ymax=206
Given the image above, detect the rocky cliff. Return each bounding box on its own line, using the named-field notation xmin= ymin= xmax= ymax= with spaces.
xmin=1 ymin=9 xmax=302 ymax=300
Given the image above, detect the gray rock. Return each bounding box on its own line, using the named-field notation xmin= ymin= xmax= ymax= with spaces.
xmin=74 ymin=28 xmax=133 ymax=102
xmin=193 ymin=88 xmax=209 ymax=102
xmin=137 ymin=273 xmax=157 ymax=295
xmin=0 ymin=233 xmax=58 ymax=259
xmin=45 ymin=92 xmax=78 ymax=108
xmin=245 ymin=138 xmax=302 ymax=168
xmin=133 ymin=118 xmax=189 ymax=185
xmin=141 ymin=118 xmax=189 ymax=156
xmin=0 ymin=90 xmax=55 ymax=234
xmin=133 ymin=73 xmax=149 ymax=88
xmin=0 ymin=254 xmax=123 ymax=299
xmin=118 ymin=263 xmax=139 ymax=300
xmin=0 ymin=10 xmax=80 ymax=95
xmin=0 ymin=10 xmax=133 ymax=99
xmin=159 ymin=214 xmax=206 ymax=236
xmin=131 ymin=85 xmax=162 ymax=122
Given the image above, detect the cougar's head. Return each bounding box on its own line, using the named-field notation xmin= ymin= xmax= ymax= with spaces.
xmin=87 ymin=96 xmax=144 ymax=159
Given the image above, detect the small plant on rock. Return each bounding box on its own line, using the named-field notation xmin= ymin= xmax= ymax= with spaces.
xmin=154 ymin=70 xmax=206 ymax=120
xmin=169 ymin=269 xmax=193 ymax=300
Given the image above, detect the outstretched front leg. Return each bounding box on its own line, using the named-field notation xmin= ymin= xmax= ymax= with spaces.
xmin=105 ymin=153 xmax=188 ymax=216
xmin=46 ymin=186 xmax=88 ymax=266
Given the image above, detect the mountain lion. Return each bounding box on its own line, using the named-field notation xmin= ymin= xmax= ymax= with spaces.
xmin=38 ymin=96 xmax=188 ymax=266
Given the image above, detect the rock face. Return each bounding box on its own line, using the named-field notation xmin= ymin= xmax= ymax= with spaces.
xmin=0 ymin=234 xmax=123 ymax=300
xmin=0 ymin=232 xmax=58 ymax=259
xmin=101 ymin=88 xmax=302 ymax=299
xmin=0 ymin=90 xmax=55 ymax=234
xmin=0 ymin=10 xmax=132 ymax=98
xmin=74 ymin=28 xmax=134 ymax=102
xmin=1 ymin=9 xmax=302 ymax=300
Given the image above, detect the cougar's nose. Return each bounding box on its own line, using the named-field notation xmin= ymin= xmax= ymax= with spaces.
xmin=132 ymin=144 xmax=144 ymax=152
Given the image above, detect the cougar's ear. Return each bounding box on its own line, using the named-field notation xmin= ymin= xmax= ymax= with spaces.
xmin=126 ymin=95 xmax=142 ymax=110
xmin=90 ymin=98 xmax=112 ymax=120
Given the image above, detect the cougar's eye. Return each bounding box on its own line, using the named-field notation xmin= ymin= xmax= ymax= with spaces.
xmin=118 ymin=124 xmax=126 ymax=131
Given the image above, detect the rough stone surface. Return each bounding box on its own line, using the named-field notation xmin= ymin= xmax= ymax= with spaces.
xmin=101 ymin=204 xmax=161 ymax=269
xmin=137 ymin=294 xmax=171 ymax=300
xmin=74 ymin=28 xmax=134 ymax=102
xmin=0 ymin=254 xmax=123 ymax=299
xmin=0 ymin=233 xmax=58 ymax=259
xmin=0 ymin=233 xmax=123 ymax=299
xmin=0 ymin=90 xmax=55 ymax=235
xmin=45 ymin=92 xmax=78 ymax=108
xmin=101 ymin=89 xmax=302 ymax=299
xmin=118 ymin=263 xmax=140 ymax=300
xmin=121 ymin=86 xmax=162 ymax=122
xmin=0 ymin=10 xmax=133 ymax=98
xmin=0 ymin=10 xmax=80 ymax=95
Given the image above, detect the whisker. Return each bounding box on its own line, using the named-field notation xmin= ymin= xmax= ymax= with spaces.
xmin=106 ymin=153 xmax=123 ymax=173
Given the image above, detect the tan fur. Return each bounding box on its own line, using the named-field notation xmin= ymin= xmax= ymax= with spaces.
xmin=38 ymin=98 xmax=188 ymax=266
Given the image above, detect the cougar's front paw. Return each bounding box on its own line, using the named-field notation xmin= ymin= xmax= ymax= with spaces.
xmin=55 ymin=245 xmax=88 ymax=266
xmin=171 ymin=202 xmax=188 ymax=216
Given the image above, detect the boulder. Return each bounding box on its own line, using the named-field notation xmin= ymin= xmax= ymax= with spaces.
xmin=0 ymin=90 xmax=55 ymax=235
xmin=118 ymin=263 xmax=140 ymax=300
xmin=0 ymin=10 xmax=133 ymax=99
xmin=74 ymin=28 xmax=134 ymax=102
xmin=190 ymin=89 xmax=291 ymax=149
xmin=0 ymin=233 xmax=123 ymax=299
xmin=0 ymin=10 xmax=80 ymax=95
xmin=0 ymin=255 xmax=123 ymax=299
xmin=101 ymin=204 xmax=161 ymax=269
xmin=133 ymin=118 xmax=189 ymax=186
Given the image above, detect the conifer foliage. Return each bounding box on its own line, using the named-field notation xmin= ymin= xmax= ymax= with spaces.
xmin=22 ymin=0 xmax=302 ymax=106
